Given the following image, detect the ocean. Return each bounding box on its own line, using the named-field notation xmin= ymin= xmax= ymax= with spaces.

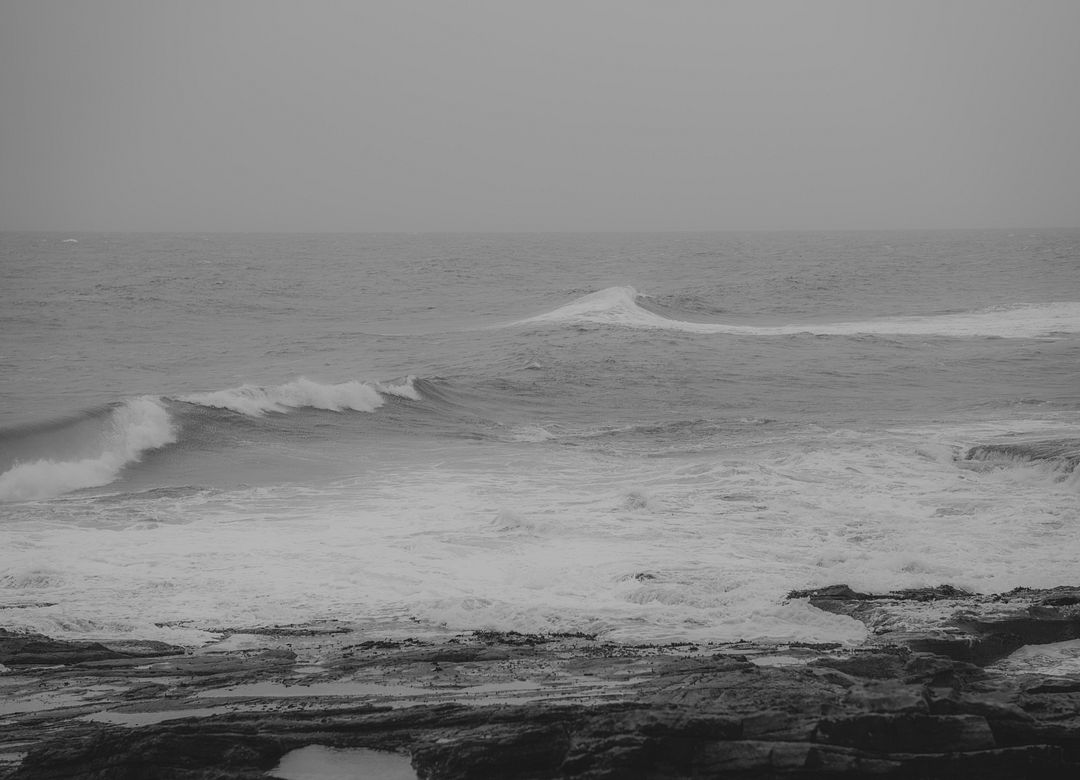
xmin=1 ymin=231 xmax=1078 ymax=648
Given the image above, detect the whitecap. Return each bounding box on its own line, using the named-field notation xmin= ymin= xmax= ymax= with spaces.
xmin=178 ymin=377 xmax=388 ymax=416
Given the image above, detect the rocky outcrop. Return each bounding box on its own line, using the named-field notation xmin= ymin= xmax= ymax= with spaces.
xmin=0 ymin=629 xmax=184 ymax=666
xmin=5 ymin=588 xmax=1080 ymax=778
xmin=789 ymin=584 xmax=1080 ymax=665
xmin=8 ymin=648 xmax=1080 ymax=779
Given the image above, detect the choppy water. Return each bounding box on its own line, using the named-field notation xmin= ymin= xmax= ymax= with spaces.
xmin=1 ymin=231 xmax=1078 ymax=646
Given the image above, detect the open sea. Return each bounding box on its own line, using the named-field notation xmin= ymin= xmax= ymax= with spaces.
xmin=1 ymin=231 xmax=1078 ymax=648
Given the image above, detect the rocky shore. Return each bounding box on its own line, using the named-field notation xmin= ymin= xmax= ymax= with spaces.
xmin=4 ymin=585 xmax=1080 ymax=779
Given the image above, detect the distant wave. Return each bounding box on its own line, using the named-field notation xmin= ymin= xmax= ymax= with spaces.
xmin=515 ymin=286 xmax=1080 ymax=338
xmin=0 ymin=377 xmax=423 ymax=502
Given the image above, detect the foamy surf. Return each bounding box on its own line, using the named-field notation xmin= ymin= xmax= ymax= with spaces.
xmin=5 ymin=418 xmax=1078 ymax=646
xmin=517 ymin=286 xmax=1080 ymax=338
xmin=0 ymin=397 xmax=176 ymax=503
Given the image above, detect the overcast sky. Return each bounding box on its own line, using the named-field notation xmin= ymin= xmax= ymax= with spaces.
xmin=1 ymin=0 xmax=1078 ymax=232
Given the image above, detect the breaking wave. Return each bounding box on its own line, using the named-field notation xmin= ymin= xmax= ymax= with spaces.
xmin=0 ymin=397 xmax=176 ymax=503
xmin=965 ymin=439 xmax=1080 ymax=476
xmin=516 ymin=286 xmax=1080 ymax=338
xmin=0 ymin=377 xmax=424 ymax=502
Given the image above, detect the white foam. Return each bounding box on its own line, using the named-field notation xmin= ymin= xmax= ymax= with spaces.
xmin=178 ymin=378 xmax=388 ymax=416
xmin=378 ymin=375 xmax=422 ymax=401
xmin=517 ymin=287 xmax=1080 ymax=338
xmin=3 ymin=419 xmax=1079 ymax=646
xmin=506 ymin=424 xmax=557 ymax=442
xmin=0 ymin=397 xmax=176 ymax=503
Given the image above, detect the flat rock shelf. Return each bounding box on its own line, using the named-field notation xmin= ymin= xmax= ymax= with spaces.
xmin=5 ymin=585 xmax=1080 ymax=779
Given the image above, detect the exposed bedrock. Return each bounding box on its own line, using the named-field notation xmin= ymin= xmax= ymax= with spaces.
xmin=6 ymin=588 xmax=1080 ymax=778
xmin=0 ymin=628 xmax=185 ymax=666
xmin=788 ymin=584 xmax=1080 ymax=666
xmin=9 ymin=649 xmax=1080 ymax=779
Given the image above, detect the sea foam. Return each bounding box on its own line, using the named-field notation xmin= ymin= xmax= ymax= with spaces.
xmin=0 ymin=397 xmax=176 ymax=503
xmin=517 ymin=286 xmax=1080 ymax=338
xmin=4 ymin=419 xmax=1080 ymax=645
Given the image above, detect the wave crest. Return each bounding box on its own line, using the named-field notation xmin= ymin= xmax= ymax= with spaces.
xmin=0 ymin=376 xmax=425 ymax=501
xmin=0 ymin=397 xmax=176 ymax=503
xmin=517 ymin=286 xmax=648 ymax=328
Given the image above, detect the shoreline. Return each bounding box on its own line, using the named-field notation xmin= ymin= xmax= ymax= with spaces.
xmin=3 ymin=585 xmax=1080 ymax=778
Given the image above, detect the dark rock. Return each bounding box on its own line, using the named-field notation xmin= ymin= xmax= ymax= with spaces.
xmin=151 ymin=647 xmax=296 ymax=677
xmin=10 ymin=605 xmax=1080 ymax=779
xmin=0 ymin=629 xmax=183 ymax=666
xmin=791 ymin=584 xmax=1080 ymax=667
xmin=217 ymin=623 xmax=353 ymax=637
xmin=810 ymin=651 xmax=909 ymax=680
xmin=900 ymin=745 xmax=1068 ymax=780
xmin=739 ymin=710 xmax=817 ymax=741
xmin=953 ymin=611 xmax=1080 ymax=647
xmin=842 ymin=681 xmax=929 ymax=715
xmin=928 ymin=693 xmax=1033 ymax=724
xmin=901 ymin=652 xmax=984 ymax=687
xmin=1024 ymin=678 xmax=1080 ymax=695
xmin=692 ymin=740 xmax=905 ymax=777
xmin=789 ymin=640 xmax=844 ymax=651
xmin=413 ymin=723 xmax=571 ymax=780
xmin=99 ymin=640 xmax=187 ymax=658
xmin=814 ymin=713 xmax=996 ymax=753
xmin=881 ymin=629 xmax=1014 ymax=666
xmin=788 ymin=584 xmax=973 ymax=603
xmin=1035 ymin=587 xmax=1080 ymax=607
xmin=788 ymin=585 xmax=874 ymax=601
xmin=15 ymin=727 xmax=284 ymax=780
xmin=890 ymin=584 xmax=975 ymax=601
xmin=0 ymin=603 xmax=57 ymax=610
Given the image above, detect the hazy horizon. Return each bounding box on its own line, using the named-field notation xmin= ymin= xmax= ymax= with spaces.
xmin=6 ymin=226 xmax=1079 ymax=236
xmin=3 ymin=0 xmax=1079 ymax=233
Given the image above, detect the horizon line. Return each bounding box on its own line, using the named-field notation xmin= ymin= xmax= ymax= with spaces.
xmin=3 ymin=225 xmax=1078 ymax=236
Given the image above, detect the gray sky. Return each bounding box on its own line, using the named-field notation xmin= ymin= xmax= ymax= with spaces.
xmin=2 ymin=0 xmax=1078 ymax=232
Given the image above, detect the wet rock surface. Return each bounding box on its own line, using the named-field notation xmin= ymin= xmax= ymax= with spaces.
xmin=4 ymin=587 xmax=1080 ymax=779
xmin=0 ymin=629 xmax=184 ymax=667
xmin=790 ymin=583 xmax=1080 ymax=666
